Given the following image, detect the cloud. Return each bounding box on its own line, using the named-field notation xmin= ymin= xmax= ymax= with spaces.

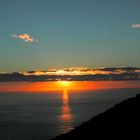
xmin=11 ymin=34 xmax=38 ymax=43
xmin=104 ymin=30 xmax=109 ymax=35
xmin=0 ymin=67 xmax=140 ymax=82
xmin=132 ymin=24 xmax=140 ymax=28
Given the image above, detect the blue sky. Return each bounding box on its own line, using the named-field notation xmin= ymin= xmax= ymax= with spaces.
xmin=0 ymin=0 xmax=140 ymax=72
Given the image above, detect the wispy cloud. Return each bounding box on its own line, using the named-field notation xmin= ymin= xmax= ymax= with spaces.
xmin=104 ymin=30 xmax=109 ymax=35
xmin=132 ymin=24 xmax=140 ymax=28
xmin=11 ymin=34 xmax=38 ymax=43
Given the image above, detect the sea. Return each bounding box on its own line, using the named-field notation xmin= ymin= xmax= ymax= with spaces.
xmin=0 ymin=81 xmax=140 ymax=140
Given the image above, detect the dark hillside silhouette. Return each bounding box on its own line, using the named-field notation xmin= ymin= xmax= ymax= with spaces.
xmin=52 ymin=93 xmax=140 ymax=140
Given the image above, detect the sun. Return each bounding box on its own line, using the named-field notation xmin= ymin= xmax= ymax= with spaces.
xmin=57 ymin=81 xmax=72 ymax=90
xmin=59 ymin=81 xmax=71 ymax=87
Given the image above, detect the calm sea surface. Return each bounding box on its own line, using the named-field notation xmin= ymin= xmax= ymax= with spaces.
xmin=0 ymin=81 xmax=140 ymax=140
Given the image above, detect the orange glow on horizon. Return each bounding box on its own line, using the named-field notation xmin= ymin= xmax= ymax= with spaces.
xmin=0 ymin=81 xmax=140 ymax=92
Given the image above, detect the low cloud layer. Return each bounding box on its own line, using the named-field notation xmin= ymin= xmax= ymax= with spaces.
xmin=11 ymin=34 xmax=38 ymax=43
xmin=0 ymin=67 xmax=140 ymax=82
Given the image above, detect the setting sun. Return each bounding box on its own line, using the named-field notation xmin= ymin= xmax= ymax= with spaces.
xmin=59 ymin=81 xmax=71 ymax=86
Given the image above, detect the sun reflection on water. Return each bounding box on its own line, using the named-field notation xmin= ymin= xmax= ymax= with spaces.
xmin=59 ymin=89 xmax=73 ymax=133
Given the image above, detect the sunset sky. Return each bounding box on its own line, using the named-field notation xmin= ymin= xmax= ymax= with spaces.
xmin=0 ymin=0 xmax=140 ymax=72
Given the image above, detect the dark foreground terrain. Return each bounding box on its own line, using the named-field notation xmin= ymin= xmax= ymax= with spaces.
xmin=52 ymin=93 xmax=140 ymax=140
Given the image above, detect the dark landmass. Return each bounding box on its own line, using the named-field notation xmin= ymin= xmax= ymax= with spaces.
xmin=52 ymin=93 xmax=140 ymax=140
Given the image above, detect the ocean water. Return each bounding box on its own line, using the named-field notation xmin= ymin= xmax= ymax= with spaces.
xmin=0 ymin=82 xmax=140 ymax=140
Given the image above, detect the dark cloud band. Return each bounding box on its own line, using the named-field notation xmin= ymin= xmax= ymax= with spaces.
xmin=0 ymin=67 xmax=140 ymax=82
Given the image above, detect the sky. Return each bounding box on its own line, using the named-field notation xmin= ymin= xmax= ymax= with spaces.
xmin=0 ymin=0 xmax=140 ymax=72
